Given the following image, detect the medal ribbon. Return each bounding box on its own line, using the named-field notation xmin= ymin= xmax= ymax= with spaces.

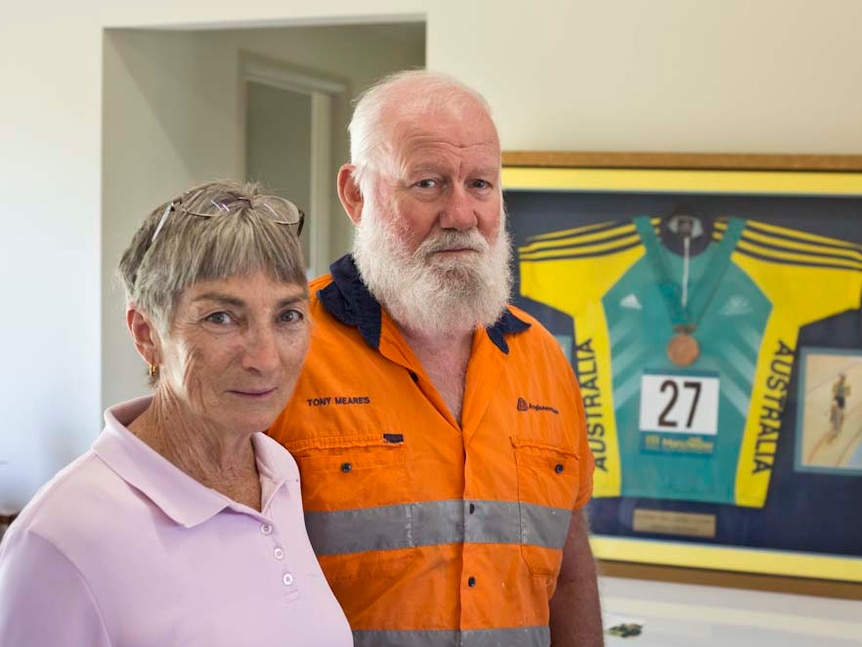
xmin=634 ymin=216 xmax=745 ymax=330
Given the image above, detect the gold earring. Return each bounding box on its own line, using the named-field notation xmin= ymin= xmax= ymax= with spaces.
xmin=148 ymin=364 xmax=159 ymax=378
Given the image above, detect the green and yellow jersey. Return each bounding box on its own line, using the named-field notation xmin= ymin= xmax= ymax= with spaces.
xmin=519 ymin=216 xmax=862 ymax=507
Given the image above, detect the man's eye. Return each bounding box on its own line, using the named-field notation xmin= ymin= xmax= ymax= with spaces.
xmin=204 ymin=312 xmax=233 ymax=325
xmin=472 ymin=179 xmax=492 ymax=190
xmin=415 ymin=179 xmax=438 ymax=189
xmin=280 ymin=309 xmax=305 ymax=323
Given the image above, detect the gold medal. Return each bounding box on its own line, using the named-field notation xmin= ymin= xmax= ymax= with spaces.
xmin=667 ymin=329 xmax=700 ymax=366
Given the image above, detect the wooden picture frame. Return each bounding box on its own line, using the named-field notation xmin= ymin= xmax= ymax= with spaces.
xmin=502 ymin=152 xmax=862 ymax=598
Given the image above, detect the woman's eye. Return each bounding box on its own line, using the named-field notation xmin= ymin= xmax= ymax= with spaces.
xmin=204 ymin=311 xmax=233 ymax=325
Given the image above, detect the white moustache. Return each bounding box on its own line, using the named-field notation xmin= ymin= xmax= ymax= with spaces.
xmin=420 ymin=231 xmax=488 ymax=256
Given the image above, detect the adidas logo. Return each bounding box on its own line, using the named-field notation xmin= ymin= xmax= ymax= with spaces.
xmin=620 ymin=293 xmax=642 ymax=310
xmin=718 ymin=295 xmax=752 ymax=316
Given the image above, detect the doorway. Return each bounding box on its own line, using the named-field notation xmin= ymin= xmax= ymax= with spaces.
xmin=243 ymin=59 xmax=346 ymax=278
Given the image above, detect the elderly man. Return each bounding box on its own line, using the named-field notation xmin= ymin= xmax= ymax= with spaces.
xmin=269 ymin=70 xmax=603 ymax=647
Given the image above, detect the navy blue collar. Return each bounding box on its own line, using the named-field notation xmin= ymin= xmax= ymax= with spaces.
xmin=318 ymin=255 xmax=530 ymax=354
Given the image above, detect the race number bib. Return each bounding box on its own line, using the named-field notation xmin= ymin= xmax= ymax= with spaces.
xmin=639 ymin=371 xmax=720 ymax=435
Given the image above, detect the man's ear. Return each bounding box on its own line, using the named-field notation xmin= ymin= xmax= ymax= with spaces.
xmin=337 ymin=164 xmax=364 ymax=225
xmin=126 ymin=306 xmax=161 ymax=366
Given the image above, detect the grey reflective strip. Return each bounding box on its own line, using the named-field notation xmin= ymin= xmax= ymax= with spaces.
xmin=465 ymin=500 xmax=518 ymax=546
xmin=354 ymin=626 xmax=550 ymax=647
xmin=462 ymin=626 xmax=550 ymax=647
xmin=306 ymin=499 xmax=571 ymax=556
xmin=519 ymin=502 xmax=571 ymax=550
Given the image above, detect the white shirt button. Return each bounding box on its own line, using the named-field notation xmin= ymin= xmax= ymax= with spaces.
xmin=260 ymin=523 xmax=273 ymax=535
xmin=273 ymin=547 xmax=285 ymax=560
xmin=282 ymin=572 xmax=294 ymax=586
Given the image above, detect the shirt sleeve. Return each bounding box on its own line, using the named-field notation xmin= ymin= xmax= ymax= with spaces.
xmin=0 ymin=525 xmax=112 ymax=647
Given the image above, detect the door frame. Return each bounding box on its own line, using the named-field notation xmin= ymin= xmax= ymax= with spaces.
xmin=239 ymin=54 xmax=347 ymax=277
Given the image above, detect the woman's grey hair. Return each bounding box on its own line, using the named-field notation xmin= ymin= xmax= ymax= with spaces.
xmin=348 ymin=69 xmax=494 ymax=191
xmin=117 ymin=179 xmax=307 ymax=337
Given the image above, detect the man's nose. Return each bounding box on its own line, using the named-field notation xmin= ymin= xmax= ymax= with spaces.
xmin=439 ymin=185 xmax=478 ymax=231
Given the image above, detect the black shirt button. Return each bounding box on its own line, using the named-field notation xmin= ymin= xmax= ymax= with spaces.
xmin=468 ymin=503 xmax=475 ymax=514
xmin=467 ymin=576 xmax=476 ymax=587
xmin=341 ymin=462 xmax=352 ymax=473
xmin=555 ymin=464 xmax=564 ymax=474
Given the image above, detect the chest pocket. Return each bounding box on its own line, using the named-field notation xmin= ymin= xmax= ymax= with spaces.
xmin=288 ymin=433 xmax=409 ymax=509
xmin=284 ymin=433 xmax=416 ymax=583
xmin=511 ymin=437 xmax=580 ymax=578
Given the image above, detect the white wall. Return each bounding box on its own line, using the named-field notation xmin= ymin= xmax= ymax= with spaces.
xmin=3 ymin=0 xmax=862 ymax=512
xmin=429 ymin=0 xmax=862 ymax=154
xmin=0 ymin=11 xmax=103 ymax=512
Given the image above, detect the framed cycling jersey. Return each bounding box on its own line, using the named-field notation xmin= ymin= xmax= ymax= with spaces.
xmin=503 ymin=152 xmax=862 ymax=585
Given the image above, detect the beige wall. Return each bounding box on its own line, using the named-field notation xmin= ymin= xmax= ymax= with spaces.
xmin=2 ymin=0 xmax=861 ymax=510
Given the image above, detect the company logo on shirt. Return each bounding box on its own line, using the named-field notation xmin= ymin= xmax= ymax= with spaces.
xmin=718 ymin=295 xmax=753 ymax=316
xmin=620 ymin=293 xmax=643 ymax=310
xmin=517 ymin=397 xmax=559 ymax=415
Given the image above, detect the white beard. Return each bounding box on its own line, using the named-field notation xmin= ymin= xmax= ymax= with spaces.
xmin=352 ymin=197 xmax=512 ymax=338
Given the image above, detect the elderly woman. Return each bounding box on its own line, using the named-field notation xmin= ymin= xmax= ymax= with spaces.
xmin=0 ymin=181 xmax=352 ymax=646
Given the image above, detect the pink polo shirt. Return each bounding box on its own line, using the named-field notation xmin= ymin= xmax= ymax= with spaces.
xmin=0 ymin=396 xmax=353 ymax=646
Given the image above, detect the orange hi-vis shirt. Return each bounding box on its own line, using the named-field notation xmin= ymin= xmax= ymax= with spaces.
xmin=268 ymin=256 xmax=594 ymax=647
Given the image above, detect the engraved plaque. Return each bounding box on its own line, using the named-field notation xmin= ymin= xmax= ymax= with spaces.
xmin=632 ymin=509 xmax=717 ymax=538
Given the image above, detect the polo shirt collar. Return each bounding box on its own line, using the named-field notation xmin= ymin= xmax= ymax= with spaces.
xmin=94 ymin=396 xmax=291 ymax=528
xmin=318 ymin=254 xmax=530 ymax=353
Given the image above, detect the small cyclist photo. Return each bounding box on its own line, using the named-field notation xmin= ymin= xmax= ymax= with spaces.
xmin=795 ymin=347 xmax=862 ymax=475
